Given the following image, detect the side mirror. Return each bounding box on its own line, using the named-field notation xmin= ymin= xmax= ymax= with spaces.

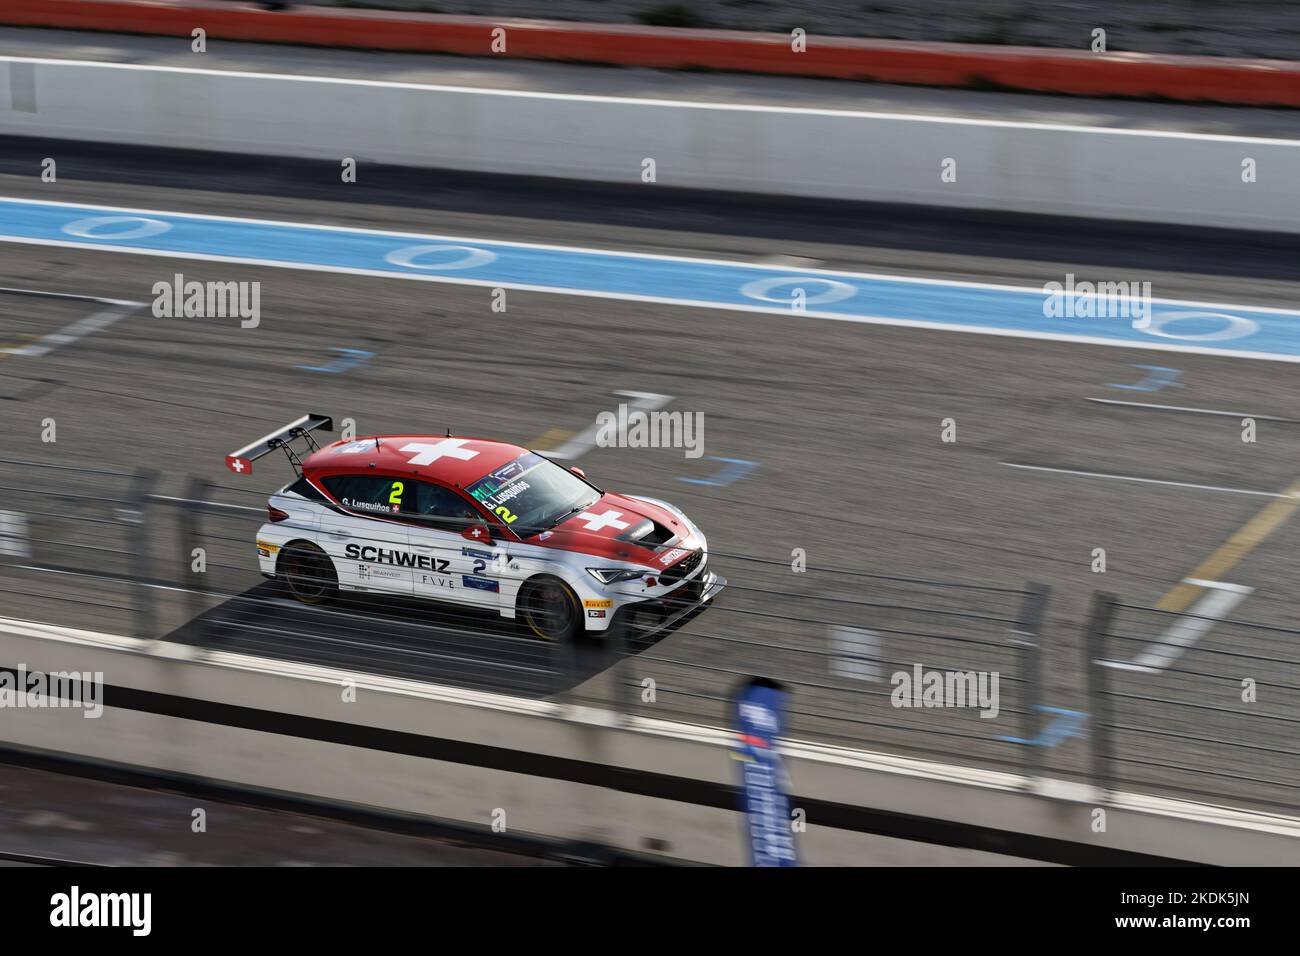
xmin=570 ymin=466 xmax=586 ymax=478
xmin=462 ymin=524 xmax=492 ymax=544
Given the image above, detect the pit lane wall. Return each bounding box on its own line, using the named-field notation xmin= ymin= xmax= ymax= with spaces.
xmin=2 ymin=617 xmax=1297 ymax=866
xmin=1 ymin=57 xmax=1298 ymax=234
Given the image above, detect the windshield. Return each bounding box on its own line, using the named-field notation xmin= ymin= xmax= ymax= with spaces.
xmin=466 ymin=453 xmax=599 ymax=534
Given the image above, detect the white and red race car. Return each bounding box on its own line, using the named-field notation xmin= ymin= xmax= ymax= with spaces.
xmin=226 ymin=415 xmax=724 ymax=641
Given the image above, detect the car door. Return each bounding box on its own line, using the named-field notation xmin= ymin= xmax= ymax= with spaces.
xmin=405 ymin=480 xmax=508 ymax=610
xmin=316 ymin=474 xmax=413 ymax=596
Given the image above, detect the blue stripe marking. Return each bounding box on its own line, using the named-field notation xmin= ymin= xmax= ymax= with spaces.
xmin=678 ymin=457 xmax=758 ymax=487
xmin=1108 ymin=365 xmax=1184 ymax=392
xmin=999 ymin=706 xmax=1088 ymax=748
xmin=3 ymin=198 xmax=1298 ymax=360
xmin=297 ymin=347 xmax=374 ymax=374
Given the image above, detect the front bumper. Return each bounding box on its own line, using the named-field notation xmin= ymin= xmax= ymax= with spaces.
xmin=609 ymin=570 xmax=726 ymax=638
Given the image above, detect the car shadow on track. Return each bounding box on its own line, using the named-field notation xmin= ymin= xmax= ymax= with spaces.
xmin=162 ymin=581 xmax=703 ymax=701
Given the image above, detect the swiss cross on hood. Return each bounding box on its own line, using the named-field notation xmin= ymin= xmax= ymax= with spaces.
xmin=538 ymin=492 xmax=698 ymax=564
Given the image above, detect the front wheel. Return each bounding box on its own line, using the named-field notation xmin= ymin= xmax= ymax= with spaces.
xmin=277 ymin=542 xmax=338 ymax=605
xmin=519 ymin=576 xmax=582 ymax=642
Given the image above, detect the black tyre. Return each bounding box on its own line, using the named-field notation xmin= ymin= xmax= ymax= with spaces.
xmin=278 ymin=542 xmax=338 ymax=605
xmin=519 ymin=576 xmax=582 ymax=642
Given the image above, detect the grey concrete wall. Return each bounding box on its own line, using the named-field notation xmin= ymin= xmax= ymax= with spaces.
xmin=1 ymin=58 xmax=1297 ymax=233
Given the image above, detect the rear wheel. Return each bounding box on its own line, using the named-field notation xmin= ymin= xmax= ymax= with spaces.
xmin=519 ymin=576 xmax=582 ymax=642
xmin=278 ymin=542 xmax=338 ymax=605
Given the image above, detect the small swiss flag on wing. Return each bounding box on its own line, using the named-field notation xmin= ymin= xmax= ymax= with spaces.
xmin=226 ymin=456 xmax=252 ymax=475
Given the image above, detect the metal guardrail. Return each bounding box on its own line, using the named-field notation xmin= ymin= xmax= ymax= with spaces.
xmin=0 ymin=462 xmax=1054 ymax=774
xmin=3 ymin=460 xmax=1297 ymax=813
xmin=174 ymin=477 xmax=1055 ymax=773
xmin=617 ymin=559 xmax=1049 ymax=774
xmin=0 ymin=459 xmax=155 ymax=640
xmin=1087 ymin=592 xmax=1300 ymax=814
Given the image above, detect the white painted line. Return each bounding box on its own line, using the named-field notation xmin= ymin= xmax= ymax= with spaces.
xmin=0 ymin=288 xmax=144 ymax=358
xmin=150 ymin=495 xmax=262 ymax=513
xmin=1183 ymin=578 xmax=1254 ymax=594
xmin=1133 ymin=583 xmax=1252 ymax=671
xmin=537 ymin=390 xmax=671 ymax=461
xmin=830 ymin=624 xmax=881 ymax=682
xmin=1101 ymin=580 xmax=1254 ymax=672
xmin=6 ymin=56 xmax=1298 ymax=144
xmin=13 ymin=564 xmax=193 ymax=593
xmin=0 ymin=286 xmax=139 ymax=307
xmin=1097 ymin=659 xmax=1161 ymax=674
xmin=1002 ymin=462 xmax=1295 ymax=498
xmin=1086 ymin=398 xmax=1300 ymax=422
xmin=1 ymin=304 xmax=136 ymax=358
xmin=0 ymin=510 xmax=30 ymax=559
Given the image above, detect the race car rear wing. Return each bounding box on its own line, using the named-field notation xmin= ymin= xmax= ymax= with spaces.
xmin=225 ymin=414 xmax=333 ymax=476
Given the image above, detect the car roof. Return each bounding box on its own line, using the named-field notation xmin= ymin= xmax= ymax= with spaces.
xmin=303 ymin=435 xmax=529 ymax=488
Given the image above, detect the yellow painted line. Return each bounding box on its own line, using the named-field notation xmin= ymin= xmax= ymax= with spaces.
xmin=0 ymin=333 xmax=38 ymax=358
xmin=528 ymin=427 xmax=572 ymax=451
xmin=1157 ymin=478 xmax=1300 ymax=613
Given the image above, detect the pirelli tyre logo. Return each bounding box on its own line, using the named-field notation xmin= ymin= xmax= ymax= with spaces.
xmin=344 ymin=544 xmax=450 ymax=572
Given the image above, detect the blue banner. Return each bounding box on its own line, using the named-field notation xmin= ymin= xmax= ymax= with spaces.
xmin=732 ymin=677 xmax=798 ymax=867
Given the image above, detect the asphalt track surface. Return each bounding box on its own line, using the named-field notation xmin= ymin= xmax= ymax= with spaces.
xmin=1 ymin=37 xmax=1299 ymax=810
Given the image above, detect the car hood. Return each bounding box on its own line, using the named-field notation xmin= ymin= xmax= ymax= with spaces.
xmin=526 ymin=491 xmax=701 ymax=565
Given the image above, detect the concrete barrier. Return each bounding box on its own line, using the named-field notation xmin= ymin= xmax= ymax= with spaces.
xmin=2 ymin=57 xmax=1297 ymax=233
xmin=2 ymin=616 xmax=1298 ymax=865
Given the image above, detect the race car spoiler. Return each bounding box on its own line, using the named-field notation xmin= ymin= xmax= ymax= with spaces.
xmin=225 ymin=414 xmax=333 ymax=475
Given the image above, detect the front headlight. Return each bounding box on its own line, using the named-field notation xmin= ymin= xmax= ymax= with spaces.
xmin=587 ymin=568 xmax=645 ymax=584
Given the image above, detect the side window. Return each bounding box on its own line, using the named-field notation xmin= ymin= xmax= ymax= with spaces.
xmin=319 ymin=475 xmax=408 ymax=517
xmin=408 ymin=481 xmax=482 ymax=531
xmin=286 ymin=476 xmax=328 ymax=502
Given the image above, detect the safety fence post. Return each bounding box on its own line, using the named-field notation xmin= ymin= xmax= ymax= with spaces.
xmin=1083 ymin=592 xmax=1118 ymax=799
xmin=613 ymin=619 xmax=635 ymax=721
xmin=177 ymin=476 xmax=211 ymax=647
xmin=1013 ymin=582 xmax=1050 ymax=783
xmin=123 ymin=468 xmax=159 ymax=641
